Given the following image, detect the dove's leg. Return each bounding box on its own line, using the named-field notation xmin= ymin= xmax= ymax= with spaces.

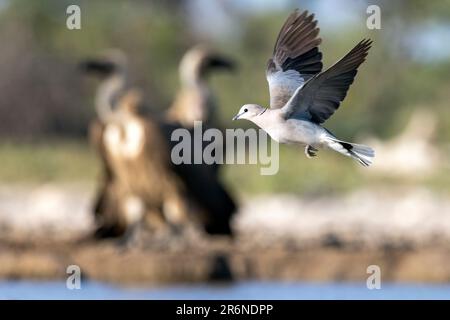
xmin=305 ymin=145 xmax=318 ymax=158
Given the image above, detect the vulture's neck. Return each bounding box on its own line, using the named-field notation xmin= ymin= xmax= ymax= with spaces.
xmin=95 ymin=72 xmax=127 ymax=123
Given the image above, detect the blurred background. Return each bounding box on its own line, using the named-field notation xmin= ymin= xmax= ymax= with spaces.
xmin=1 ymin=0 xmax=450 ymax=299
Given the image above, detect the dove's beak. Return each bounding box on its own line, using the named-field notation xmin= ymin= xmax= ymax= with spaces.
xmin=232 ymin=111 xmax=244 ymax=121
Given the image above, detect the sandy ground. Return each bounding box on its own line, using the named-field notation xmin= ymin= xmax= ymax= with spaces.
xmin=1 ymin=184 xmax=450 ymax=284
xmin=2 ymin=183 xmax=450 ymax=246
xmin=237 ymin=188 xmax=450 ymax=248
xmin=0 ymin=184 xmax=94 ymax=240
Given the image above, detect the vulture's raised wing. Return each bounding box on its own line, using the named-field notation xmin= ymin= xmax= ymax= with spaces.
xmin=281 ymin=39 xmax=372 ymax=124
xmin=266 ymin=9 xmax=323 ymax=110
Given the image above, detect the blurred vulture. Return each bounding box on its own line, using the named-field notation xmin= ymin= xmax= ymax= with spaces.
xmin=81 ymin=50 xmax=129 ymax=237
xmin=81 ymin=50 xmax=191 ymax=237
xmin=80 ymin=49 xmax=236 ymax=238
xmin=164 ymin=45 xmax=237 ymax=232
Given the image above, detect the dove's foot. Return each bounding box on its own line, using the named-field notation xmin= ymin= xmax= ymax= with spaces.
xmin=305 ymin=145 xmax=318 ymax=158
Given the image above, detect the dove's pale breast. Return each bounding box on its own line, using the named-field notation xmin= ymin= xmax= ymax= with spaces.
xmin=254 ymin=111 xmax=326 ymax=147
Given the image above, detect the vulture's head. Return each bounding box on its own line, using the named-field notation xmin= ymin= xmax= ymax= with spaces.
xmin=79 ymin=49 xmax=128 ymax=78
xmin=179 ymin=45 xmax=236 ymax=85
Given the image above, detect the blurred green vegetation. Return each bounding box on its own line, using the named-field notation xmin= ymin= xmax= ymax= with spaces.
xmin=0 ymin=0 xmax=449 ymax=194
xmin=2 ymin=140 xmax=450 ymax=195
xmin=0 ymin=140 xmax=98 ymax=183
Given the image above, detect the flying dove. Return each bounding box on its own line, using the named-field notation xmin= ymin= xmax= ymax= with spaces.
xmin=233 ymin=9 xmax=374 ymax=166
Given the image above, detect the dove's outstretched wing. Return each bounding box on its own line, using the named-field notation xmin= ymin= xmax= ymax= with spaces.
xmin=266 ymin=9 xmax=323 ymax=110
xmin=281 ymin=39 xmax=372 ymax=124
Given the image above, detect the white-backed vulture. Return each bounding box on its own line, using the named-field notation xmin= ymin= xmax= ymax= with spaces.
xmin=81 ymin=50 xmax=130 ymax=237
xmin=164 ymin=45 xmax=237 ymax=234
xmin=81 ymin=51 xmax=193 ymax=237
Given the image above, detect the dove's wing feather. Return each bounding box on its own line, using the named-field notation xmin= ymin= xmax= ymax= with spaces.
xmin=266 ymin=9 xmax=323 ymax=110
xmin=281 ymin=39 xmax=372 ymax=124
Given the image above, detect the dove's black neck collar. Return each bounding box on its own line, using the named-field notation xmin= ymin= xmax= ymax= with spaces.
xmin=258 ymin=108 xmax=268 ymax=116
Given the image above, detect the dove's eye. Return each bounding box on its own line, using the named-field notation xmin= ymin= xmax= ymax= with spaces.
xmin=244 ymin=108 xmax=248 ymax=112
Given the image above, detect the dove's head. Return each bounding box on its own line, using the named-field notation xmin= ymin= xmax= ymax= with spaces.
xmin=232 ymin=104 xmax=266 ymax=121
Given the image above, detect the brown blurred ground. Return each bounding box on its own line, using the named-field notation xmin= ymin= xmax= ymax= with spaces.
xmin=1 ymin=184 xmax=450 ymax=284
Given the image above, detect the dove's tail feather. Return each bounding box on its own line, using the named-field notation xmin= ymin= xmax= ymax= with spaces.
xmin=325 ymin=136 xmax=374 ymax=167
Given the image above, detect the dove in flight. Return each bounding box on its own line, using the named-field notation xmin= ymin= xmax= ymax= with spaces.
xmin=233 ymin=9 xmax=374 ymax=166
